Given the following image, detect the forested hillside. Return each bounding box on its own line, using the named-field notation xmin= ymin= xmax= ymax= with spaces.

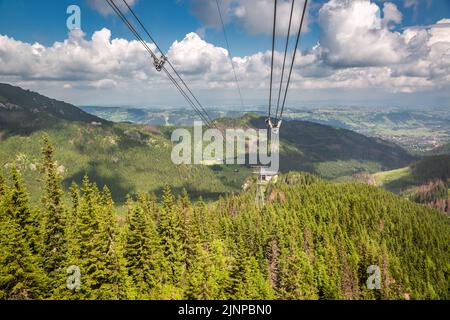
xmin=220 ymin=114 xmax=414 ymax=178
xmin=373 ymin=155 xmax=450 ymax=213
xmin=0 ymin=141 xmax=448 ymax=300
xmin=431 ymin=142 xmax=450 ymax=155
xmin=0 ymin=121 xmax=249 ymax=204
xmin=411 ymin=155 xmax=450 ymax=183
xmin=0 ymin=84 xmax=418 ymax=206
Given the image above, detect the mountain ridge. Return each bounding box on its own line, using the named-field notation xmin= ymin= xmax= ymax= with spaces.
xmin=0 ymin=83 xmax=415 ymax=202
xmin=0 ymin=83 xmax=107 ymax=135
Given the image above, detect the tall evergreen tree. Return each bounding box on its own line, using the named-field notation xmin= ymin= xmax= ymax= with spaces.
xmin=66 ymin=182 xmax=80 ymax=257
xmin=0 ymin=174 xmax=5 ymax=198
xmin=64 ymin=176 xmax=102 ymax=299
xmin=181 ymin=190 xmax=205 ymax=299
xmin=179 ymin=190 xmax=199 ymax=271
xmin=6 ymin=167 xmax=40 ymax=254
xmin=0 ymin=168 xmax=45 ymax=299
xmin=124 ymin=195 xmax=161 ymax=299
xmin=39 ymin=137 xmax=67 ymax=297
xmin=278 ymin=244 xmax=317 ymax=299
xmin=92 ymin=186 xmax=133 ymax=299
xmin=227 ymin=236 xmax=262 ymax=299
xmin=158 ymin=186 xmax=185 ymax=288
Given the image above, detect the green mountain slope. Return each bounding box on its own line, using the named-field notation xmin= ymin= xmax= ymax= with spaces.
xmin=0 ymin=84 xmax=414 ymax=203
xmin=0 ymin=83 xmax=105 ymax=135
xmin=0 ymin=84 xmax=251 ymax=203
xmin=374 ymin=155 xmax=450 ymax=192
xmin=0 ymin=84 xmax=447 ymax=300
xmin=220 ymin=114 xmax=414 ymax=178
xmin=410 ymin=155 xmax=450 ymax=183
xmin=372 ymin=156 xmax=450 ymax=213
xmin=230 ymin=178 xmax=449 ymax=299
xmin=0 ymin=121 xmax=249 ymax=203
xmin=373 ymin=167 xmax=415 ymax=193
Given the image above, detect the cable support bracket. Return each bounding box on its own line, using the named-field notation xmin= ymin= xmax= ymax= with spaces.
xmin=265 ymin=117 xmax=282 ymax=135
xmin=153 ymin=55 xmax=167 ymax=72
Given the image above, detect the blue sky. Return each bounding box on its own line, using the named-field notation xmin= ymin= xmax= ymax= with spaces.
xmin=0 ymin=0 xmax=317 ymax=55
xmin=1 ymin=0 xmax=449 ymax=55
xmin=0 ymin=0 xmax=450 ymax=108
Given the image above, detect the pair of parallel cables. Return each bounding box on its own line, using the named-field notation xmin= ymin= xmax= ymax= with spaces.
xmin=106 ymin=0 xmax=307 ymax=130
xmin=105 ymin=0 xmax=216 ymax=128
xmin=268 ymin=0 xmax=308 ymax=126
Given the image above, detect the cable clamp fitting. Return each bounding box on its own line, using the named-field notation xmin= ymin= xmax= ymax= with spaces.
xmin=153 ymin=55 xmax=167 ymax=72
xmin=266 ymin=118 xmax=282 ymax=134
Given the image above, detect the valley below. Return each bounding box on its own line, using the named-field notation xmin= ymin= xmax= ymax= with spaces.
xmin=82 ymin=105 xmax=450 ymax=155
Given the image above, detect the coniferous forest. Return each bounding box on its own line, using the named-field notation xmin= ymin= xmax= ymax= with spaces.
xmin=0 ymin=138 xmax=448 ymax=300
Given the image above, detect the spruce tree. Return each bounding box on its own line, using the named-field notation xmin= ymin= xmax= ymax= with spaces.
xmin=0 ymin=173 xmax=5 ymax=224
xmin=6 ymin=167 xmax=40 ymax=254
xmin=124 ymin=195 xmax=161 ymax=299
xmin=204 ymin=239 xmax=231 ymax=299
xmin=77 ymin=187 xmax=129 ymax=300
xmin=66 ymin=182 xmax=80 ymax=255
xmin=179 ymin=190 xmax=199 ymax=271
xmin=185 ymin=239 xmax=231 ymax=300
xmin=0 ymin=174 xmax=5 ymax=198
xmin=278 ymin=244 xmax=317 ymax=299
xmin=227 ymin=236 xmax=260 ymax=299
xmin=64 ymin=176 xmax=102 ymax=299
xmin=181 ymin=191 xmax=204 ymax=299
xmin=0 ymin=168 xmax=45 ymax=299
xmin=40 ymin=136 xmax=67 ymax=297
xmin=61 ymin=182 xmax=81 ymax=272
xmin=158 ymin=186 xmax=185 ymax=288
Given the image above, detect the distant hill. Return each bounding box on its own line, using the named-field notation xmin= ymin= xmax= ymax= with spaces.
xmin=431 ymin=142 xmax=450 ymax=155
xmin=81 ymin=105 xmax=252 ymax=126
xmin=0 ymin=83 xmax=105 ymax=135
xmin=287 ymin=107 xmax=450 ymax=154
xmin=218 ymin=114 xmax=415 ymax=178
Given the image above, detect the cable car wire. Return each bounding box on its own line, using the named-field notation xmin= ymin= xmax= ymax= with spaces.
xmin=106 ymin=0 xmax=210 ymax=123
xmin=119 ymin=0 xmax=214 ymax=127
xmin=268 ymin=0 xmax=278 ymax=119
xmin=106 ymin=0 xmax=156 ymax=60
xmin=120 ymin=0 xmax=216 ymax=128
xmin=275 ymin=0 xmax=295 ymax=120
xmin=162 ymin=67 xmax=212 ymax=126
xmin=106 ymin=0 xmax=214 ymax=127
xmin=279 ymin=0 xmax=308 ymax=120
xmin=215 ymin=0 xmax=245 ymax=109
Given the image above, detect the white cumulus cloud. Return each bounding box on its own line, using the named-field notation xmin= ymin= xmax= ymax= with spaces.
xmin=0 ymin=0 xmax=449 ymax=107
xmin=382 ymin=2 xmax=403 ymax=27
xmin=0 ymin=28 xmax=160 ymax=85
xmin=187 ymin=0 xmax=310 ymax=36
xmin=318 ymin=0 xmax=406 ymax=67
